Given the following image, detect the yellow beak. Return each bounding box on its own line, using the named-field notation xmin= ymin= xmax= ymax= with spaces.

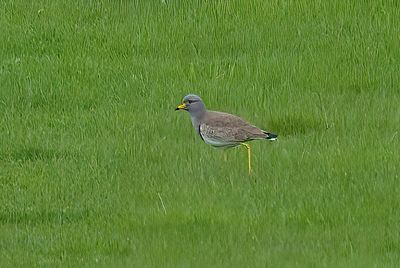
xmin=175 ymin=103 xmax=186 ymax=110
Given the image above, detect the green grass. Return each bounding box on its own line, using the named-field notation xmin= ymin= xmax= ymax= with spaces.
xmin=1 ymin=0 xmax=400 ymax=266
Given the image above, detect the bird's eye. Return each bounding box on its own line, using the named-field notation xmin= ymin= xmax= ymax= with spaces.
xmin=188 ymin=100 xmax=193 ymax=104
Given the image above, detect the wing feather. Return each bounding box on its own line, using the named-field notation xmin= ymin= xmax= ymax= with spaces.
xmin=200 ymin=111 xmax=266 ymax=142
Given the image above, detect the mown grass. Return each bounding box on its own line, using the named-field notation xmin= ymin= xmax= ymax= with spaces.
xmin=1 ymin=0 xmax=400 ymax=267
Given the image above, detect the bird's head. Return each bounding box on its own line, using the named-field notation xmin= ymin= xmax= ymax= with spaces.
xmin=175 ymin=94 xmax=206 ymax=115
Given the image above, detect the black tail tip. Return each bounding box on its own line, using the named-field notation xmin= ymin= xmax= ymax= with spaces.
xmin=265 ymin=132 xmax=278 ymax=140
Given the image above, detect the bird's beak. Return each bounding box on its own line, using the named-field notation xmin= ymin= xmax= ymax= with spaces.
xmin=175 ymin=103 xmax=186 ymax=111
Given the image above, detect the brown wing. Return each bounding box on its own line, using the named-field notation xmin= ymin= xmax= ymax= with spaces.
xmin=201 ymin=111 xmax=267 ymax=142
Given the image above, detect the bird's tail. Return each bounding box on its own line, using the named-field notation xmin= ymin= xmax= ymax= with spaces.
xmin=263 ymin=131 xmax=278 ymax=141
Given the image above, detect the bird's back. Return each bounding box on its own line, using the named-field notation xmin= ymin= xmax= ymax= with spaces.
xmin=199 ymin=111 xmax=267 ymax=146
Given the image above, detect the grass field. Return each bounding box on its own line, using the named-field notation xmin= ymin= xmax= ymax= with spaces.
xmin=1 ymin=0 xmax=400 ymax=266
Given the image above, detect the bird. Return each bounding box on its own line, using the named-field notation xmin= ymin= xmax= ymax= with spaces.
xmin=175 ymin=94 xmax=277 ymax=173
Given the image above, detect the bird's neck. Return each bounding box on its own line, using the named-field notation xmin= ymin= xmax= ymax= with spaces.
xmin=190 ymin=110 xmax=206 ymax=133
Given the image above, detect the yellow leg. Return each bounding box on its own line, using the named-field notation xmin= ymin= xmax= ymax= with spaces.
xmin=223 ymin=151 xmax=228 ymax=162
xmin=241 ymin=143 xmax=252 ymax=174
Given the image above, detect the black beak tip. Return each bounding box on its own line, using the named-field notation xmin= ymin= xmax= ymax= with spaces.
xmin=175 ymin=107 xmax=180 ymax=111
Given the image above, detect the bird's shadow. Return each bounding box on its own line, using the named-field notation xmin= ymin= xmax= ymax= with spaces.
xmin=0 ymin=146 xmax=74 ymax=162
xmin=0 ymin=209 xmax=89 ymax=225
xmin=266 ymin=114 xmax=327 ymax=137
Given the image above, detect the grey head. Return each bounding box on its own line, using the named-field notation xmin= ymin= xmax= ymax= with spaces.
xmin=175 ymin=94 xmax=207 ymax=133
xmin=175 ymin=94 xmax=207 ymax=118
